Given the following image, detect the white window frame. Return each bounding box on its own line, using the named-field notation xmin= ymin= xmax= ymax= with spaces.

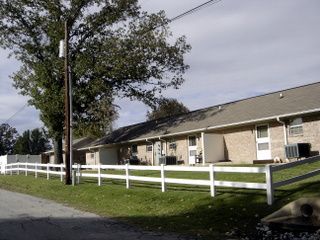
xmin=131 ymin=144 xmax=138 ymax=154
xmin=146 ymin=143 xmax=153 ymax=152
xmin=168 ymin=139 xmax=177 ymax=150
xmin=289 ymin=117 xmax=303 ymax=136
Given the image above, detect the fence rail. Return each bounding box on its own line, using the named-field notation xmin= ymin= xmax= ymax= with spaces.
xmin=1 ymin=155 xmax=320 ymax=205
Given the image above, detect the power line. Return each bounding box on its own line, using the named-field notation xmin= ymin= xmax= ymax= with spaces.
xmin=140 ymin=0 xmax=223 ymax=35
xmin=2 ymin=1 xmax=222 ymax=126
xmin=2 ymin=103 xmax=28 ymax=124
xmin=169 ymin=0 xmax=223 ymax=23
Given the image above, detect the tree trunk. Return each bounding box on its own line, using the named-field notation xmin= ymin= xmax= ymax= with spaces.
xmin=53 ymin=136 xmax=63 ymax=164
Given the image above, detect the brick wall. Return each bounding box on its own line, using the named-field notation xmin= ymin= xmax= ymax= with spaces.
xmin=216 ymin=126 xmax=256 ymax=164
xmin=269 ymin=122 xmax=286 ymax=160
xmin=287 ymin=115 xmax=320 ymax=156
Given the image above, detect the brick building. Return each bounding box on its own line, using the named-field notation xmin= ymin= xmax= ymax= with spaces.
xmin=79 ymin=82 xmax=320 ymax=165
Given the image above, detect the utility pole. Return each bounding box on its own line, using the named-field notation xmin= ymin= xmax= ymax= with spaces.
xmin=63 ymin=21 xmax=72 ymax=185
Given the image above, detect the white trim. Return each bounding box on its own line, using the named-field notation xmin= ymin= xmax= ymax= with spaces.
xmin=188 ymin=135 xmax=197 ymax=165
xmin=145 ymin=139 xmax=154 ymax=166
xmin=255 ymin=124 xmax=272 ymax=160
xmin=78 ymin=108 xmax=320 ymax=151
xmin=201 ymin=132 xmax=206 ymax=165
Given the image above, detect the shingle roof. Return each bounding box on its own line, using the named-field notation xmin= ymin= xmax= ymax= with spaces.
xmin=88 ymin=82 xmax=320 ymax=147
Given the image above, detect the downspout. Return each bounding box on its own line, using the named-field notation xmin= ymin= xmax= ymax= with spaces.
xmin=276 ymin=116 xmax=288 ymax=145
xmin=146 ymin=139 xmax=154 ymax=166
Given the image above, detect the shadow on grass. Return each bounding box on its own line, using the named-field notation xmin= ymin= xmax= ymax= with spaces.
xmin=2 ymin=174 xmax=320 ymax=240
xmin=116 ymin=180 xmax=320 ymax=239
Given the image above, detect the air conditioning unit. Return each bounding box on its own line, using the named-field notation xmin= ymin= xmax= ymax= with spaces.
xmin=285 ymin=143 xmax=311 ymax=159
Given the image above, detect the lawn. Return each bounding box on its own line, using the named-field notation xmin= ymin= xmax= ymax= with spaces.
xmin=0 ymin=162 xmax=320 ymax=239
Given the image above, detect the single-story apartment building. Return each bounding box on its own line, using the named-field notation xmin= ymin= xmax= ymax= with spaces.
xmin=78 ymin=82 xmax=320 ymax=165
xmin=43 ymin=137 xmax=94 ymax=164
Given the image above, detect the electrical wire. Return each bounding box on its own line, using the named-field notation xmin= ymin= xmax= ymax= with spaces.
xmin=169 ymin=0 xmax=223 ymax=23
xmin=2 ymin=103 xmax=28 ymax=124
xmin=1 ymin=1 xmax=223 ymax=126
xmin=140 ymin=0 xmax=223 ymax=36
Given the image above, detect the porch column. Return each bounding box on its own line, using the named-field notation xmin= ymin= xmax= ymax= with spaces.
xmin=201 ymin=132 xmax=206 ymax=165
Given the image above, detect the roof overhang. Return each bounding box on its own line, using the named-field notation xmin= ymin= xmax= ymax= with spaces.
xmin=78 ymin=108 xmax=320 ymax=150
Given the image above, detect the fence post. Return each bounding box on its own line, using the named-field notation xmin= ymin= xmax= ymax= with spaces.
xmin=161 ymin=164 xmax=166 ymax=192
xmin=98 ymin=164 xmax=101 ymax=186
xmin=17 ymin=163 xmax=20 ymax=175
xmin=10 ymin=165 xmax=12 ymax=175
xmin=25 ymin=163 xmax=28 ymax=176
xmin=60 ymin=164 xmax=63 ymax=182
xmin=77 ymin=164 xmax=81 ymax=184
xmin=209 ymin=164 xmax=216 ymax=197
xmin=125 ymin=163 xmax=130 ymax=189
xmin=266 ymin=164 xmax=274 ymax=205
xmin=47 ymin=164 xmax=49 ymax=180
xmin=72 ymin=170 xmax=76 ymax=186
xmin=35 ymin=163 xmax=38 ymax=178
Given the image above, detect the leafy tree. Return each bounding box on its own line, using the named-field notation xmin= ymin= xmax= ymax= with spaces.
xmin=146 ymin=98 xmax=189 ymax=120
xmin=14 ymin=128 xmax=50 ymax=155
xmin=0 ymin=123 xmax=19 ymax=155
xmin=0 ymin=0 xmax=190 ymax=163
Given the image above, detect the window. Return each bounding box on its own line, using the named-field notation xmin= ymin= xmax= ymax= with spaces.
xmin=189 ymin=136 xmax=196 ymax=146
xmin=289 ymin=117 xmax=303 ymax=136
xmin=257 ymin=125 xmax=268 ymax=138
xmin=131 ymin=144 xmax=138 ymax=154
xmin=258 ymin=143 xmax=269 ymax=151
xmin=169 ymin=139 xmax=176 ymax=150
xmin=189 ymin=150 xmax=197 ymax=156
xmin=146 ymin=143 xmax=152 ymax=152
xmin=90 ymin=153 xmax=95 ymax=159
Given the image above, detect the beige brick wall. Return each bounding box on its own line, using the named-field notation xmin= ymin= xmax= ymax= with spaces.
xmin=287 ymin=115 xmax=320 ymax=156
xmin=118 ymin=142 xmax=153 ymax=165
xmin=269 ymin=122 xmax=286 ymax=160
xmin=165 ymin=136 xmax=189 ymax=164
xmin=137 ymin=143 xmax=153 ymax=164
xmin=216 ymin=125 xmax=256 ymax=164
xmin=85 ymin=151 xmax=99 ymax=165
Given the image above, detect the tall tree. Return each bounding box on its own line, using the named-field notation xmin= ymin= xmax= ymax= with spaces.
xmin=0 ymin=0 xmax=190 ymax=163
xmin=146 ymin=98 xmax=189 ymax=120
xmin=14 ymin=128 xmax=50 ymax=155
xmin=0 ymin=123 xmax=19 ymax=155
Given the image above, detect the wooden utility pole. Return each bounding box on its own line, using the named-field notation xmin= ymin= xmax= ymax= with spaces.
xmin=64 ymin=21 xmax=71 ymax=185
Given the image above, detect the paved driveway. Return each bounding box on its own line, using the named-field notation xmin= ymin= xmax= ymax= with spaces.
xmin=0 ymin=189 xmax=194 ymax=240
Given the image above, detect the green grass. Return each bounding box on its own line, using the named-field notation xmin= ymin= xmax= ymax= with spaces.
xmin=1 ymin=162 xmax=320 ymax=239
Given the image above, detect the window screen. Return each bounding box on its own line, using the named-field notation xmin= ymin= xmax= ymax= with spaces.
xmin=257 ymin=125 xmax=268 ymax=138
xmin=189 ymin=136 xmax=196 ymax=146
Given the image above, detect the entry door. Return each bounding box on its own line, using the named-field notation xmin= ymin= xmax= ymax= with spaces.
xmin=188 ymin=136 xmax=197 ymax=164
xmin=256 ymin=125 xmax=271 ymax=160
xmin=154 ymin=141 xmax=161 ymax=165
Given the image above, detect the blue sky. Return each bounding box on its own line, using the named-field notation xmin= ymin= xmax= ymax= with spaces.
xmin=0 ymin=0 xmax=320 ymax=134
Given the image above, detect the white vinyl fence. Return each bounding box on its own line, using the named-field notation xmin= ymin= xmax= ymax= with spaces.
xmin=1 ymin=155 xmax=320 ymax=205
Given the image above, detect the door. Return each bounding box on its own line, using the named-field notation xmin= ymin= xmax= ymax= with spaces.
xmin=256 ymin=125 xmax=272 ymax=160
xmin=188 ymin=136 xmax=197 ymax=164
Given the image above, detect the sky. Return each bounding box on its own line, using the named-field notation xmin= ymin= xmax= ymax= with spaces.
xmin=0 ymin=0 xmax=320 ymax=134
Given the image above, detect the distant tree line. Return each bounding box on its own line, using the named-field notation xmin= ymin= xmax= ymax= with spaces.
xmin=0 ymin=123 xmax=50 ymax=155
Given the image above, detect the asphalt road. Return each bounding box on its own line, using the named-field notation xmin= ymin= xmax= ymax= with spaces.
xmin=0 ymin=189 xmax=194 ymax=240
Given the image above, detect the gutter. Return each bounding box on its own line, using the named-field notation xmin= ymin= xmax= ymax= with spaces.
xmin=78 ymin=108 xmax=320 ymax=151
